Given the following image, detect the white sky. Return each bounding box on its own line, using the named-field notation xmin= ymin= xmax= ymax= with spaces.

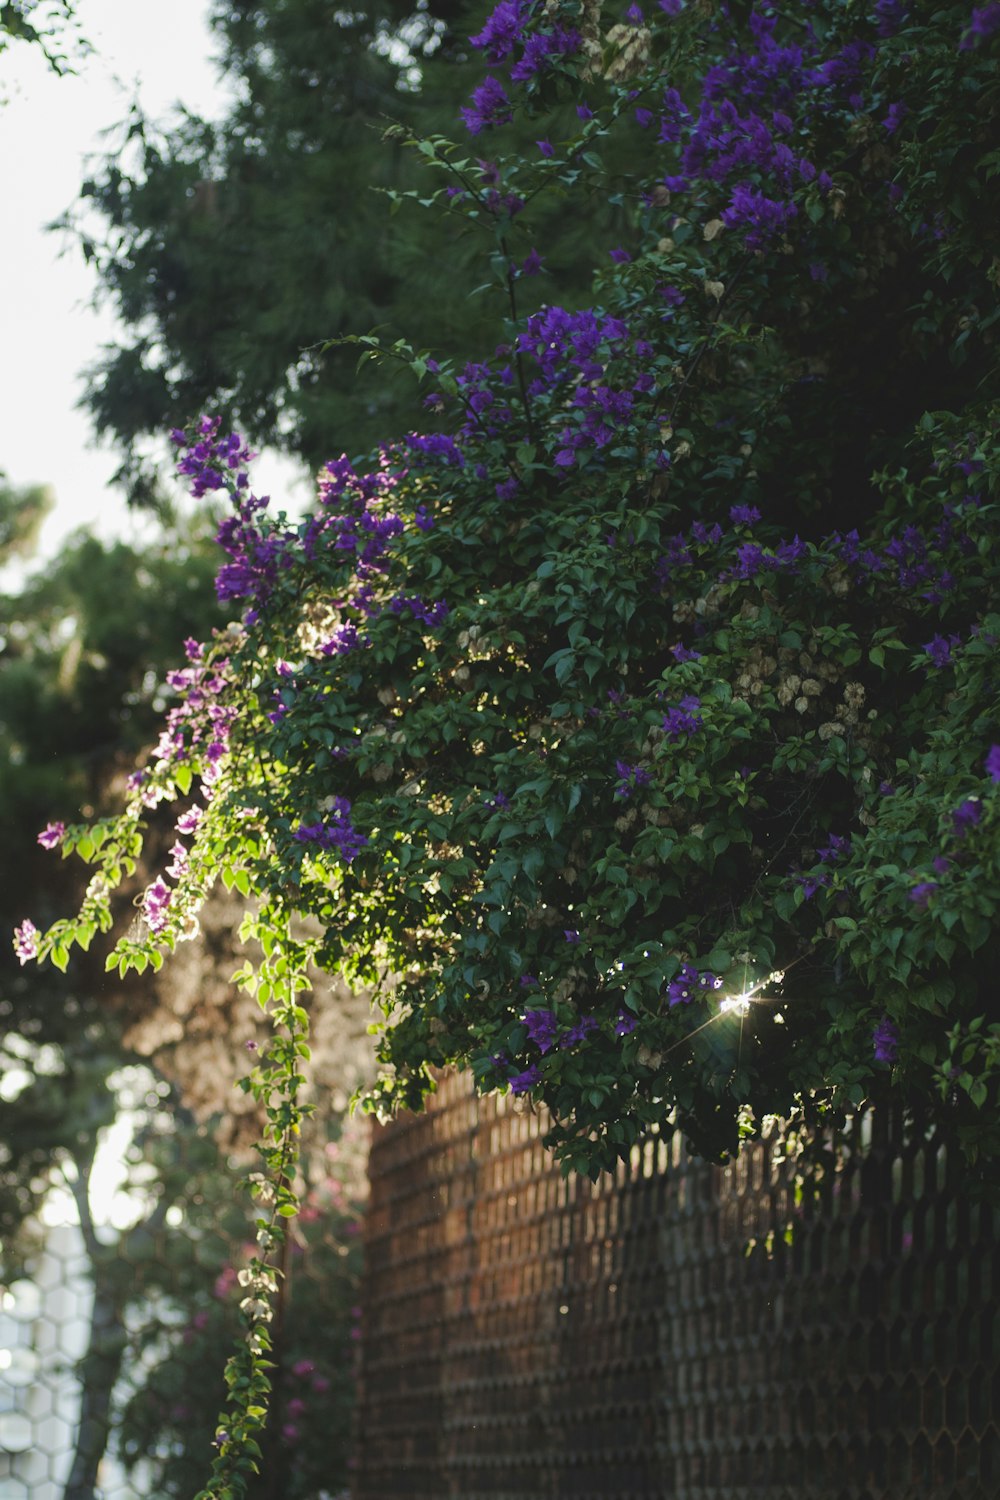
xmin=0 ymin=0 xmax=308 ymax=571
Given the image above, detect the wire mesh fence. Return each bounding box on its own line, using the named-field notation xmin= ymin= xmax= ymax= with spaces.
xmin=355 ymin=1070 xmax=1000 ymax=1500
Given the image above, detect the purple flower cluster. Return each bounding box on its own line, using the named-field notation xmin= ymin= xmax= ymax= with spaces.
xmin=561 ymin=1015 xmax=599 ymax=1047
xmin=797 ymin=831 xmax=851 ymax=899
xmin=461 ymin=76 xmax=514 ymax=134
xmin=467 ymin=0 xmax=579 ymax=103
xmin=509 ymin=1064 xmax=541 ymax=1094
xmin=310 ymin=453 xmax=406 ymax=578
xmin=388 ymin=595 xmax=449 ymax=627
xmin=470 ymin=0 xmax=526 ymax=62
xmin=667 ymin=963 xmax=721 ymax=1005
xmin=523 ymin=1007 xmax=559 ymax=1053
xmin=721 ymin=184 xmax=797 ymax=250
xmin=37 ymin=821 xmax=65 ymax=850
xmin=908 ymin=880 xmax=938 ymax=909
xmin=817 ymin=832 xmax=851 ymax=863
xmin=728 ymin=536 xmax=808 ymax=580
xmin=613 ymin=760 xmax=652 ymax=799
xmin=951 ymin=798 xmax=981 ymax=836
xmin=923 ymin=633 xmax=961 ymax=668
xmin=172 ymin=417 xmax=254 ymax=499
xmin=150 ymin=651 xmax=235 ymax=792
xmin=292 ymin=798 xmax=367 ymax=864
xmin=662 ymin=695 xmax=703 ymax=740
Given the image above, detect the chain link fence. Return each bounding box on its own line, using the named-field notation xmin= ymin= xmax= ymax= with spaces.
xmin=355 ymin=1070 xmax=1000 ymax=1499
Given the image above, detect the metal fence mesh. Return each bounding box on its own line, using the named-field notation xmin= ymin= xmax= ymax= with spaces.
xmin=355 ymin=1070 xmax=1000 ymax=1500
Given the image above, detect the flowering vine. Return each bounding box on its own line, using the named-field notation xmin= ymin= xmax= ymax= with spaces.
xmin=12 ymin=11 xmax=1000 ymax=1462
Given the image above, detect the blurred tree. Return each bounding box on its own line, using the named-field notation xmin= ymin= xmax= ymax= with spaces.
xmin=0 ymin=473 xmax=52 ymax=557
xmin=65 ymin=0 xmax=607 ymax=505
xmin=0 ymin=0 xmax=86 ymax=75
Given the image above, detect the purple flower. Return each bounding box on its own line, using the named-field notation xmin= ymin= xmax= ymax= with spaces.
xmin=292 ymin=798 xmax=367 ymax=863
xmin=245 ymin=1039 xmax=259 ymax=1053
xmin=609 ymin=247 xmax=632 ymax=263
xmin=721 ymin=185 xmax=797 ymax=251
xmin=667 ymin=962 xmax=699 ymax=1005
xmin=951 ymin=798 xmax=981 ymax=835
xmin=560 ymin=1015 xmax=599 ymax=1047
xmin=37 ymin=821 xmax=65 ymax=850
xmin=536 ymin=139 xmax=554 ymax=158
xmin=670 ymin=643 xmax=701 ymax=662
xmin=932 ymin=855 xmax=951 ymax=875
xmin=817 ymin=833 xmax=851 ymax=864
xmin=662 ymin=696 xmax=702 ymax=740
xmin=523 ymin=1008 xmax=559 ymax=1054
xmin=923 ymin=633 xmax=959 ymax=667
xmin=985 ymin=744 xmax=1000 ymax=783
xmin=729 ymin=504 xmax=761 ymax=525
xmin=470 ymin=0 xmax=526 ymax=61
xmin=959 ymin=4 xmax=1000 ymax=48
xmin=521 ymin=248 xmax=544 ymax=277
xmin=13 ymin=919 xmax=39 ymax=965
xmin=519 ymin=973 xmax=539 ymax=989
xmin=908 ymin=881 xmax=938 ymax=909
xmin=882 ymin=101 xmax=908 ymax=134
xmin=461 ymin=76 xmax=513 ymax=135
xmin=613 ymin=760 xmax=652 ymax=799
xmin=564 ymin=929 xmax=580 ymax=944
xmin=873 ymin=1016 xmax=899 ymax=1064
xmin=509 ymin=1064 xmax=541 ymax=1095
xmin=615 ymin=1009 xmax=638 ymax=1036
xmin=879 ymin=781 xmax=895 ymax=797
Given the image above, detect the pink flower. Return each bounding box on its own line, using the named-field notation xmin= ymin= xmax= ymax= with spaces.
xmin=37 ymin=821 xmax=65 ymax=850
xmin=13 ymin=919 xmax=39 ymax=965
xmin=143 ymin=877 xmax=172 ymax=934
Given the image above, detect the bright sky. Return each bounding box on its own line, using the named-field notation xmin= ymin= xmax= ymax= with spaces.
xmin=0 ymin=0 xmax=307 ymax=572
